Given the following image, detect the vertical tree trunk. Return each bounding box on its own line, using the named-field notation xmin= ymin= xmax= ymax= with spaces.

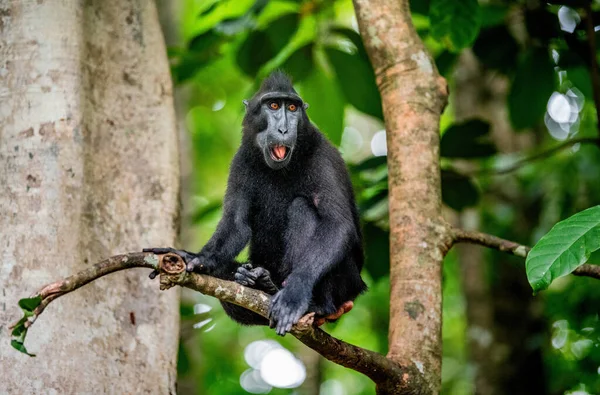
xmin=353 ymin=1 xmax=450 ymax=392
xmin=0 ymin=1 xmax=180 ymax=393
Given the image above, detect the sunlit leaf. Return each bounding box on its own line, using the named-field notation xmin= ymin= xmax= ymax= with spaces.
xmin=441 ymin=170 xmax=479 ymax=211
xmin=11 ymin=339 xmax=35 ymax=357
xmin=324 ymin=48 xmax=382 ymax=119
xmin=526 ymin=205 xmax=600 ymax=292
xmin=191 ymin=201 xmax=223 ymax=224
xmin=18 ymin=295 xmax=42 ymax=312
xmin=508 ymin=48 xmax=556 ymax=130
xmin=329 ymin=27 xmax=368 ymax=58
xmin=430 ymin=0 xmax=481 ymax=51
xmin=440 ymin=119 xmax=496 ymax=158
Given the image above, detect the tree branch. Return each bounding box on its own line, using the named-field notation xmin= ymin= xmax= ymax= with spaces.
xmin=10 ymin=252 xmax=415 ymax=393
xmin=463 ymin=137 xmax=600 ymax=176
xmin=452 ymin=228 xmax=600 ymax=279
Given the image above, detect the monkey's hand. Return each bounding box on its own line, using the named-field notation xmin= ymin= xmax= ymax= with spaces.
xmin=142 ymin=248 xmax=215 ymax=274
xmin=234 ymin=263 xmax=279 ymax=295
xmin=268 ymin=285 xmax=310 ymax=336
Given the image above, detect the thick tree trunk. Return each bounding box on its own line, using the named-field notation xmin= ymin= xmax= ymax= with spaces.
xmin=353 ymin=1 xmax=450 ymax=392
xmin=0 ymin=1 xmax=180 ymax=393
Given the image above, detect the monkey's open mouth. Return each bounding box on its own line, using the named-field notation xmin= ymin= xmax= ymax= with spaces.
xmin=269 ymin=144 xmax=290 ymax=162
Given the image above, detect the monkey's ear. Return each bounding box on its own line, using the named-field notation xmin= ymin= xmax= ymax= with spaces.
xmin=242 ymin=99 xmax=249 ymax=109
xmin=303 ymin=102 xmax=309 ymax=110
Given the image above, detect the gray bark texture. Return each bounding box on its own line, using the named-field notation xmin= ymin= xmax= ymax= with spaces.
xmin=0 ymin=1 xmax=180 ymax=393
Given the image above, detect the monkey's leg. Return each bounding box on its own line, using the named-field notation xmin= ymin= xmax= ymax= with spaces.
xmin=234 ymin=263 xmax=279 ymax=295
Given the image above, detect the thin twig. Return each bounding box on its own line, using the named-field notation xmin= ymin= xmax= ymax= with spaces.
xmin=10 ymin=252 xmax=410 ymax=390
xmin=464 ymin=137 xmax=600 ymax=176
xmin=452 ymin=228 xmax=600 ymax=279
xmin=584 ymin=2 xmax=600 ymax=143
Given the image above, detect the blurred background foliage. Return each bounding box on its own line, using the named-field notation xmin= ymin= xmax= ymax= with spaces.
xmin=159 ymin=0 xmax=600 ymax=393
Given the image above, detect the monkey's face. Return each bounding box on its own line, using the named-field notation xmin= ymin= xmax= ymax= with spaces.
xmin=253 ymin=92 xmax=307 ymax=170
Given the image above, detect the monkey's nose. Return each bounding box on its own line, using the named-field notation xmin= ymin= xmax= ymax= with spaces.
xmin=278 ymin=128 xmax=288 ymax=135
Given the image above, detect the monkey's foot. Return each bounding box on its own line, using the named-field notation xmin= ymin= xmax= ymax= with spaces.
xmin=315 ymin=301 xmax=354 ymax=326
xmin=234 ymin=263 xmax=279 ymax=295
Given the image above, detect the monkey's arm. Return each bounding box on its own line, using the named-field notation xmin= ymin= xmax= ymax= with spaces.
xmin=146 ymin=156 xmax=251 ymax=275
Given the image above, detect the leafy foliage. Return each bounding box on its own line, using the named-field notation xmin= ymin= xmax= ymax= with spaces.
xmin=526 ymin=206 xmax=600 ymax=292
xmin=430 ymin=0 xmax=481 ymax=51
xmin=174 ymin=0 xmax=600 ymax=392
xmin=10 ymin=295 xmax=42 ymax=357
xmin=508 ymin=48 xmax=556 ymax=130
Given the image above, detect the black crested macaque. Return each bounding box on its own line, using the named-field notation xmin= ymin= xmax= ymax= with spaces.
xmin=145 ymin=71 xmax=366 ymax=335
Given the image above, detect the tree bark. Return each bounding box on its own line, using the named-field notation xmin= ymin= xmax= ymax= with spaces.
xmin=352 ymin=1 xmax=450 ymax=392
xmin=0 ymin=1 xmax=180 ymax=393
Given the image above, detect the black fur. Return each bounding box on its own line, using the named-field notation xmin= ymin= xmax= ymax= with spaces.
xmin=146 ymin=71 xmax=366 ymax=335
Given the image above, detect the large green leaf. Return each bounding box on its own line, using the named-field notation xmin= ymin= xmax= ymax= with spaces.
xmin=526 ymin=206 xmax=600 ymax=292
xmin=508 ymin=48 xmax=556 ymax=130
xmin=282 ymin=44 xmax=314 ymax=82
xmin=440 ymin=119 xmax=496 ymax=158
xmin=297 ymin=64 xmax=345 ymax=146
xmin=430 ymin=0 xmax=481 ymax=51
xmin=324 ymin=48 xmax=382 ymax=119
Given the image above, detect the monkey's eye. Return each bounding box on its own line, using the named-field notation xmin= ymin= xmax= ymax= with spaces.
xmin=269 ymin=102 xmax=280 ymax=110
xmin=288 ymin=104 xmax=297 ymax=112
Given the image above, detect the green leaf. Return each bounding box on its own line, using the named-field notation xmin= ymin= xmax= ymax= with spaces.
xmin=297 ymin=64 xmax=345 ymax=145
xmin=18 ymin=295 xmax=42 ymax=313
xmin=191 ymin=201 xmax=222 ymax=224
xmin=479 ymin=4 xmax=508 ymax=27
xmin=329 ymin=27 xmax=368 ymax=58
xmin=11 ymin=339 xmax=35 ymax=357
xmin=282 ymin=44 xmax=314 ymax=82
xmin=236 ymin=13 xmax=299 ymax=77
xmin=430 ymin=0 xmax=481 ymax=51
xmin=440 ymin=119 xmax=496 ymax=158
xmin=526 ymin=205 xmax=600 ymax=292
xmin=508 ymin=48 xmax=556 ymax=130
xmin=324 ymin=48 xmax=382 ymax=119
xmin=441 ymin=170 xmax=479 ymax=211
